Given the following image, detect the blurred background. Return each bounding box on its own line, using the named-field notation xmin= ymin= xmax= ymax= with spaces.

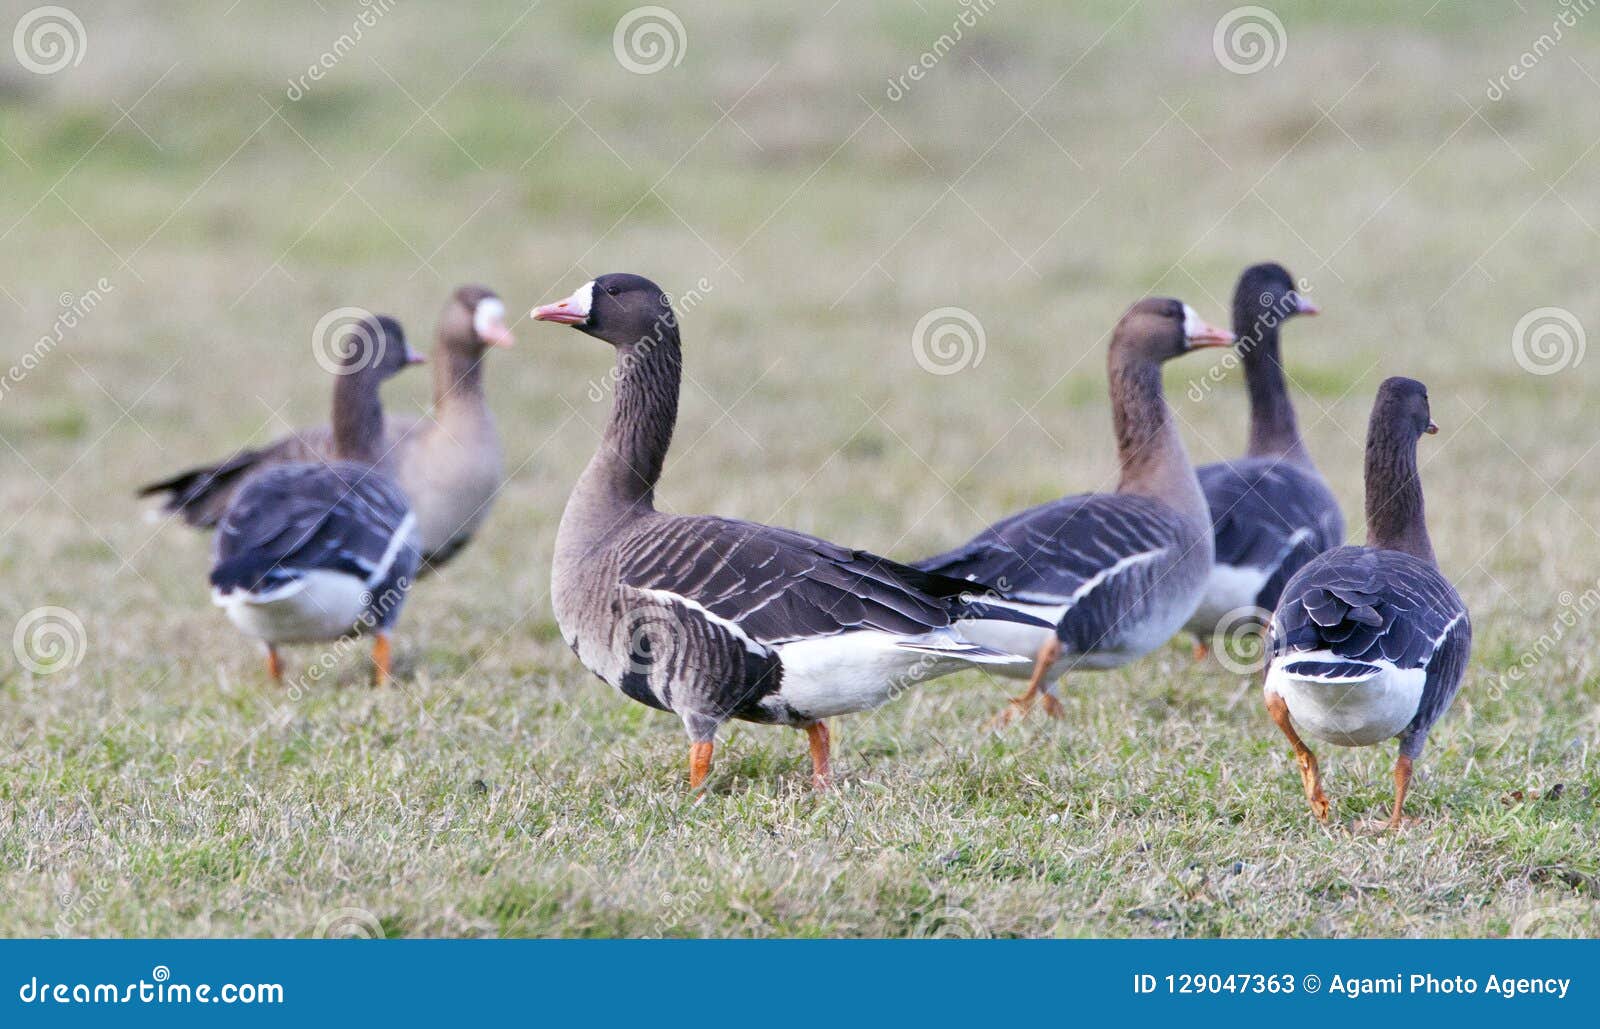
xmin=0 ymin=1 xmax=1596 ymax=937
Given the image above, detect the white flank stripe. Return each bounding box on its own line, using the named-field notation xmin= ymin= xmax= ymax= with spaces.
xmin=629 ymin=586 xmax=769 ymax=655
xmin=366 ymin=512 xmax=417 ymax=588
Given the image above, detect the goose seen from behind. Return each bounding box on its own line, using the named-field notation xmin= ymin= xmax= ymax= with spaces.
xmin=914 ymin=298 xmax=1233 ymax=728
xmin=141 ymin=285 xmax=513 ymax=571
xmin=1264 ymin=377 xmax=1470 ymax=830
xmin=1188 ymin=263 xmax=1343 ymax=657
xmin=209 ymin=315 xmax=423 ymax=685
xmin=532 ymin=273 xmax=1047 ymax=791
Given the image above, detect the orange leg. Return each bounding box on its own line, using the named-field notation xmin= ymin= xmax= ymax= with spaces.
xmin=371 ymin=632 xmax=392 ymax=686
xmin=688 ymin=741 xmax=714 ymax=790
xmin=1386 ymin=753 xmax=1414 ymax=831
xmin=984 ymin=636 xmax=1062 ymax=731
xmin=806 ymin=721 xmax=832 ymax=790
xmin=1192 ymin=638 xmax=1211 ymax=661
xmin=1265 ymin=689 xmax=1329 ymax=822
xmin=264 ymin=644 xmax=284 ymax=683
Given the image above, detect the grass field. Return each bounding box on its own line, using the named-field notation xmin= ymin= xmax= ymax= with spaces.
xmin=1 ymin=0 xmax=1598 ymax=937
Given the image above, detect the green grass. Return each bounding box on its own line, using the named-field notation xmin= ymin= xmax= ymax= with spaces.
xmin=1 ymin=0 xmax=1598 ymax=937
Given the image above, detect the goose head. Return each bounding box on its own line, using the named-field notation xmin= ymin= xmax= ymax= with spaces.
xmin=1373 ymin=376 xmax=1438 ymax=438
xmin=1235 ymin=262 xmax=1318 ymax=343
xmin=1111 ymin=297 xmax=1233 ymax=365
xmin=338 ymin=314 xmax=424 ymax=380
xmin=532 ymin=273 xmax=677 ymax=349
xmin=440 ymin=285 xmax=514 ymax=353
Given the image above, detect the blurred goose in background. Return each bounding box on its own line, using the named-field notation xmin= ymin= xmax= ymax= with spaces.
xmin=1187 ymin=263 xmax=1343 ymax=658
xmin=141 ymin=285 xmax=513 ymax=571
xmin=914 ymin=298 xmax=1232 ymax=729
xmin=210 ymin=315 xmax=423 ymax=685
xmin=532 ymin=273 xmax=1046 ymax=791
xmin=1264 ymin=377 xmax=1469 ymax=830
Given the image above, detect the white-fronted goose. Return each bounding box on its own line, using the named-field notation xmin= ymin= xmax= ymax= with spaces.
xmin=210 ymin=315 xmax=423 ymax=685
xmin=1264 ymin=377 xmax=1469 ymax=829
xmin=141 ymin=285 xmax=512 ymax=570
xmin=533 ymin=273 xmax=1046 ymax=791
xmin=1187 ymin=263 xmax=1343 ymax=657
xmin=914 ymin=298 xmax=1233 ymax=728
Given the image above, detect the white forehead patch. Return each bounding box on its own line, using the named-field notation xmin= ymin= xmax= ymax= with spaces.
xmin=1182 ymin=303 xmax=1205 ymax=339
xmin=472 ymin=296 xmax=506 ymax=338
xmin=564 ymin=281 xmax=595 ymax=322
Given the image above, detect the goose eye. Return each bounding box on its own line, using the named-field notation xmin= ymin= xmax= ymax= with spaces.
xmin=606 ymin=286 xmax=620 ymax=296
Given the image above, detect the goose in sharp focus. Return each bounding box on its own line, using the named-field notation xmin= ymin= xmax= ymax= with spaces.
xmin=532 ymin=273 xmax=1047 ymax=790
xmin=1187 ymin=263 xmax=1343 ymax=658
xmin=140 ymin=285 xmax=512 ymax=571
xmin=914 ymin=298 xmax=1233 ymax=728
xmin=1264 ymin=377 xmax=1469 ymax=830
xmin=210 ymin=314 xmax=423 ymax=686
